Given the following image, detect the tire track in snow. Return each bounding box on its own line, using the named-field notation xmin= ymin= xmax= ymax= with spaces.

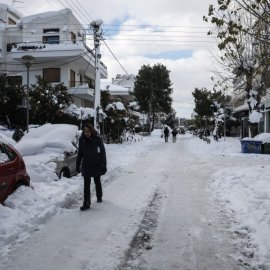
xmin=116 ymin=190 xmax=163 ymax=270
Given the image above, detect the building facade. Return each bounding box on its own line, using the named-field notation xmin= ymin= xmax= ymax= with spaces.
xmin=0 ymin=4 xmax=107 ymax=108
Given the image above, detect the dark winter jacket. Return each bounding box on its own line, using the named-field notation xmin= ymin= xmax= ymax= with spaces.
xmin=172 ymin=130 xmax=178 ymax=137
xmin=164 ymin=127 xmax=169 ymax=137
xmin=76 ymin=133 xmax=107 ymax=177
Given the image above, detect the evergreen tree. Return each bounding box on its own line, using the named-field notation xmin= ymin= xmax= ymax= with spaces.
xmin=192 ymin=87 xmax=213 ymax=129
xmin=133 ymin=63 xmax=173 ymax=131
xmin=101 ymin=90 xmax=111 ymax=110
xmin=192 ymin=87 xmax=232 ymax=136
xmin=164 ymin=109 xmax=176 ymax=128
xmin=0 ymin=75 xmax=25 ymax=128
xmin=29 ymin=76 xmax=73 ymax=125
xmin=103 ymin=103 xmax=126 ymax=143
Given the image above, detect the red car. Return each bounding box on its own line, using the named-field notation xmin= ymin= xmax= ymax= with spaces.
xmin=0 ymin=141 xmax=30 ymax=204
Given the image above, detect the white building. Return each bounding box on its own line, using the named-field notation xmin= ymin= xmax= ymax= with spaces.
xmin=111 ymin=74 xmax=135 ymax=92
xmin=0 ymin=4 xmax=107 ymax=108
xmin=101 ymin=80 xmax=134 ymax=103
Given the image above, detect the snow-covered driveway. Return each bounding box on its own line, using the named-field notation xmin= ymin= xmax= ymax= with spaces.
xmin=2 ymin=136 xmax=249 ymax=270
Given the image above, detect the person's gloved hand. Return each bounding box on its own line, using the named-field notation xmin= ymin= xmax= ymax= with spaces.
xmin=100 ymin=164 xmax=107 ymax=175
xmin=76 ymin=166 xmax=81 ymax=173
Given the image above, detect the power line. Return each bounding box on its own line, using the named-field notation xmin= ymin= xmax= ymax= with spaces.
xmin=104 ymin=33 xmax=214 ymax=38
xmin=102 ymin=39 xmax=214 ymax=43
xmin=103 ymin=24 xmax=214 ymax=29
xmin=102 ymin=40 xmax=130 ymax=77
xmin=73 ymin=0 xmax=94 ymax=22
xmin=52 ymin=1 xmax=132 ymax=77
xmin=3 ymin=22 xmax=211 ymax=31
xmin=56 ymin=0 xmax=89 ymax=26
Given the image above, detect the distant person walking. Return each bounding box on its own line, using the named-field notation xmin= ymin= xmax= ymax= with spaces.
xmin=164 ymin=126 xmax=170 ymax=142
xmin=76 ymin=123 xmax=107 ymax=211
xmin=171 ymin=128 xmax=178 ymax=143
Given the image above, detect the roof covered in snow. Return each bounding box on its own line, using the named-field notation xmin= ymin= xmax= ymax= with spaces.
xmin=18 ymin=8 xmax=73 ymax=24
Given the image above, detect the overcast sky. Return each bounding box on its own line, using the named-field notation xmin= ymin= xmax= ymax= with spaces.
xmin=6 ymin=0 xmax=218 ymax=118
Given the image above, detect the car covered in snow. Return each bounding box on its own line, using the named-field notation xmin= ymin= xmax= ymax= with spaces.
xmin=54 ymin=134 xmax=80 ymax=179
xmin=15 ymin=123 xmax=81 ymax=180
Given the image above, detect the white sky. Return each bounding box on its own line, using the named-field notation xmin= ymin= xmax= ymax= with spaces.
xmin=2 ymin=0 xmax=218 ymax=118
xmin=0 ymin=124 xmax=270 ymax=268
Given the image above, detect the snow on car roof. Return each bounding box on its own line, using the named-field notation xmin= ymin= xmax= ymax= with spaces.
xmin=0 ymin=133 xmax=16 ymax=146
xmin=15 ymin=123 xmax=80 ymax=156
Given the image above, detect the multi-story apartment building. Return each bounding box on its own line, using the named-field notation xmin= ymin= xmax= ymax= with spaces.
xmin=0 ymin=4 xmax=107 ymax=108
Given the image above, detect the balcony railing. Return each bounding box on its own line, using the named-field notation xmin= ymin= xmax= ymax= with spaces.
xmin=8 ymin=40 xmax=85 ymax=53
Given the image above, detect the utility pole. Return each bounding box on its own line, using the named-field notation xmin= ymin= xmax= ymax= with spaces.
xmin=90 ymin=19 xmax=103 ymax=133
xmin=223 ymin=106 xmax=226 ymax=141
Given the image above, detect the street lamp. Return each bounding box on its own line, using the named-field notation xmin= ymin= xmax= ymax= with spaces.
xmin=21 ymin=55 xmax=35 ymax=133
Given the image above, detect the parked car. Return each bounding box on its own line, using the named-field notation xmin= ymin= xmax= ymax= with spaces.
xmin=0 ymin=141 xmax=30 ymax=203
xmin=15 ymin=123 xmax=81 ymax=180
xmin=54 ymin=136 xmax=79 ymax=179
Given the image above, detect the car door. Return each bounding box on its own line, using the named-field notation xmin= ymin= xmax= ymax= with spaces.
xmin=0 ymin=143 xmax=16 ymax=203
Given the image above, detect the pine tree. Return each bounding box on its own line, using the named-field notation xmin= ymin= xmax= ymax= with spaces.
xmin=133 ymin=63 xmax=173 ymax=131
xmin=0 ymin=75 xmax=25 ymax=127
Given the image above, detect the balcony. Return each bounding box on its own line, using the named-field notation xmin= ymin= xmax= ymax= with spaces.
xmin=7 ymin=40 xmax=108 ymax=79
xmin=68 ymin=83 xmax=94 ymax=102
xmin=9 ymin=41 xmax=86 ymax=61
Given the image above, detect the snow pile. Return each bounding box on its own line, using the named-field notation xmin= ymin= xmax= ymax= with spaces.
xmin=184 ymin=134 xmax=242 ymax=156
xmin=249 ymin=111 xmax=262 ymax=123
xmin=254 ymin=133 xmax=270 ymax=143
xmin=15 ymin=123 xmax=79 ymax=156
xmin=241 ymin=133 xmax=270 ymax=143
xmin=0 ymin=133 xmax=16 ymax=146
xmin=210 ymin=165 xmax=270 ymax=265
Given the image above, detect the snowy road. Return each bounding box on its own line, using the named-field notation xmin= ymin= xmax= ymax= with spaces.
xmin=2 ymin=136 xmax=247 ymax=270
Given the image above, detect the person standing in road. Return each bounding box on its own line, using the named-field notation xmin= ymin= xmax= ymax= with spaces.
xmin=76 ymin=123 xmax=107 ymax=211
xmin=164 ymin=126 xmax=170 ymax=142
xmin=171 ymin=128 xmax=178 ymax=143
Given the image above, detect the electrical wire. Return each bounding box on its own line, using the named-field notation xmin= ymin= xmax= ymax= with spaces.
xmin=102 ymin=40 xmax=130 ymax=77
xmin=53 ymin=0 xmax=132 ymax=76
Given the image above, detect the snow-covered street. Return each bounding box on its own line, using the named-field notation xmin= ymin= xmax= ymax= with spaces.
xmin=1 ymin=132 xmax=269 ymax=270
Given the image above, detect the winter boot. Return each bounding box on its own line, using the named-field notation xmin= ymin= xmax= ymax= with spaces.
xmin=80 ymin=202 xmax=90 ymax=211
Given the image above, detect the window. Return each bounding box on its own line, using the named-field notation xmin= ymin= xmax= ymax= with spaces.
xmin=70 ymin=70 xmax=75 ymax=87
xmin=8 ymin=17 xmax=16 ymax=25
xmin=42 ymin=36 xmax=60 ymax=44
xmin=43 ymin=68 xmax=61 ymax=83
xmin=43 ymin=28 xmax=60 ymax=33
xmin=3 ymin=144 xmax=16 ymax=161
xmin=0 ymin=143 xmax=16 ymax=164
